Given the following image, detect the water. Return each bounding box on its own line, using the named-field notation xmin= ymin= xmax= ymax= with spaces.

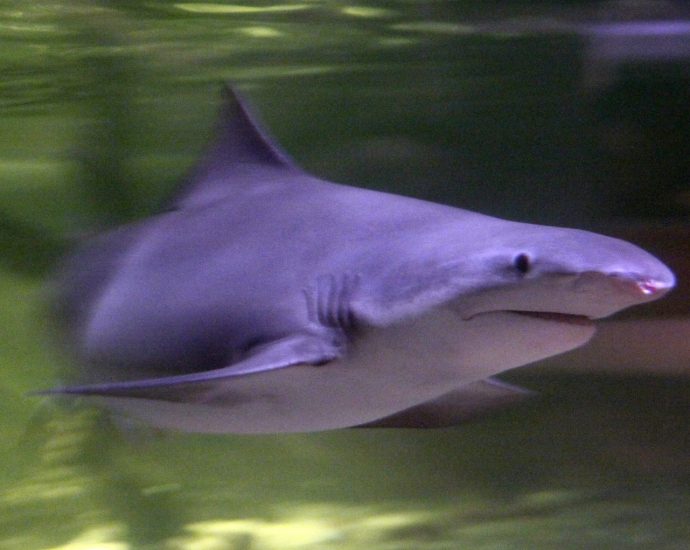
xmin=1 ymin=1 xmax=689 ymax=548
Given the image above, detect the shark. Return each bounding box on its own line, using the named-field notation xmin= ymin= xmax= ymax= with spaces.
xmin=46 ymin=85 xmax=675 ymax=433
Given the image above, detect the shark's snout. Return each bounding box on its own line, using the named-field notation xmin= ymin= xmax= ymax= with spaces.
xmin=606 ymin=271 xmax=675 ymax=299
xmin=569 ymin=263 xmax=674 ymax=319
xmin=608 ymin=235 xmax=676 ymax=296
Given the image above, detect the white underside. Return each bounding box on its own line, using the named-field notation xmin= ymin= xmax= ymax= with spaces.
xmin=93 ymin=308 xmax=596 ymax=433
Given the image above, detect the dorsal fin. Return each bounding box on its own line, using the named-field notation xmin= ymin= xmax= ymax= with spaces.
xmin=210 ymin=84 xmax=295 ymax=168
xmin=173 ymin=84 xmax=300 ymax=208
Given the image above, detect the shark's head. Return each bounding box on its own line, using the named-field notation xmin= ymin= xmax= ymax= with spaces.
xmin=356 ymin=217 xmax=675 ymax=380
xmin=452 ymin=221 xmax=675 ymax=322
xmin=367 ymin=216 xmax=674 ymax=323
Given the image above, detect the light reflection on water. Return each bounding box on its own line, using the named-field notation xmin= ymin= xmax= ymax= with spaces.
xmin=0 ymin=1 xmax=688 ymax=548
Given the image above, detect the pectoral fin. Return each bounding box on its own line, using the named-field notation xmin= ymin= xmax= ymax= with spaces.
xmin=358 ymin=378 xmax=535 ymax=428
xmin=40 ymin=333 xmax=341 ymax=400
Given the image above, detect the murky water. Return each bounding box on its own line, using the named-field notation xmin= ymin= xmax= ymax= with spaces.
xmin=1 ymin=1 xmax=689 ymax=548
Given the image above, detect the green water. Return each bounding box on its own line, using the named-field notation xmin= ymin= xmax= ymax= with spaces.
xmin=1 ymin=1 xmax=689 ymax=548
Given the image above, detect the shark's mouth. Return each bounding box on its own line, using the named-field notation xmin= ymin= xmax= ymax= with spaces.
xmin=510 ymin=311 xmax=593 ymax=326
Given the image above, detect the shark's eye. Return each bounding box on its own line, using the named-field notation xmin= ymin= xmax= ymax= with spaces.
xmin=513 ymin=253 xmax=531 ymax=275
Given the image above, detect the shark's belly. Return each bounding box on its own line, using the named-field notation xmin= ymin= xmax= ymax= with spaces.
xmin=94 ymin=309 xmax=595 ymax=433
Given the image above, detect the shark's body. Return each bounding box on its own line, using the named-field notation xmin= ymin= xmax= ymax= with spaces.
xmin=49 ymin=86 xmax=675 ymax=433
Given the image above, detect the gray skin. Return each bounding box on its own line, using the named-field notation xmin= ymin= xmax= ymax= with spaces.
xmin=46 ymin=85 xmax=675 ymax=433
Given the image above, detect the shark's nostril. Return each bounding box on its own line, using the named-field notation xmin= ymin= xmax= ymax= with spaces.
xmin=638 ymin=281 xmax=660 ymax=295
xmin=636 ymin=279 xmax=673 ymax=296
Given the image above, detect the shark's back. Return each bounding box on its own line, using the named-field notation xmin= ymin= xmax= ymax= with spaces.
xmin=71 ymin=169 xmax=482 ymax=372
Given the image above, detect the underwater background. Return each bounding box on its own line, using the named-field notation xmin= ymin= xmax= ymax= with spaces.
xmin=0 ymin=1 xmax=689 ymax=548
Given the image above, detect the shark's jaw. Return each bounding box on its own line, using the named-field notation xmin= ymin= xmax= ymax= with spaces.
xmin=457 ymin=307 xmax=595 ymax=334
xmin=508 ymin=310 xmax=594 ymax=326
xmin=453 ymin=269 xmax=673 ymax=325
xmin=411 ymin=267 xmax=677 ymax=382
